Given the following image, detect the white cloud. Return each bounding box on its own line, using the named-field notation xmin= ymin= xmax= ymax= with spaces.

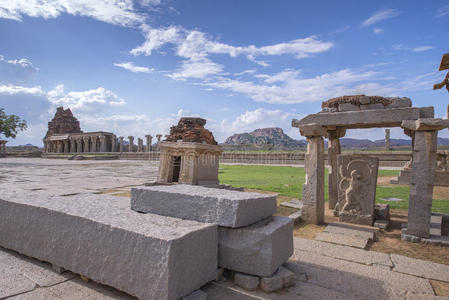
xmin=0 ymin=0 xmax=150 ymax=27
xmin=168 ymin=57 xmax=224 ymax=80
xmin=437 ymin=4 xmax=449 ymax=17
xmin=373 ymin=28 xmax=384 ymax=34
xmin=47 ymin=84 xmax=126 ymax=110
xmin=362 ymin=9 xmax=399 ymax=27
xmin=233 ymin=69 xmax=256 ymax=76
xmin=114 ymin=62 xmax=153 ymax=73
xmin=0 ymin=54 xmax=38 ymax=69
xmin=130 ymin=26 xmax=333 ymax=79
xmin=412 ymin=46 xmax=434 ymax=52
xmin=0 ymin=84 xmax=43 ymax=95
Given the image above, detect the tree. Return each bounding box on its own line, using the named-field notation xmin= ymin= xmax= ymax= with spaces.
xmin=0 ymin=108 xmax=27 ymax=139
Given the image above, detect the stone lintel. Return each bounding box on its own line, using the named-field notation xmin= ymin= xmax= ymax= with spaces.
xmin=298 ymin=124 xmax=327 ymax=137
xmin=401 ymin=118 xmax=449 ymax=131
xmin=292 ymin=107 xmax=421 ymax=129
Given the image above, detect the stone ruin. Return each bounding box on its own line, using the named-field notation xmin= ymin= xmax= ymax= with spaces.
xmin=292 ymin=95 xmax=449 ymax=242
xmin=157 ymin=117 xmax=222 ymax=186
xmin=45 ymin=106 xmax=82 ymax=138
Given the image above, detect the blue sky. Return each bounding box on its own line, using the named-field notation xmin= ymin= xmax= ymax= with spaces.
xmin=0 ymin=0 xmax=448 ymax=146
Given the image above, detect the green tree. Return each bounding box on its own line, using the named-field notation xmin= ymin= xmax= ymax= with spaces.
xmin=0 ymin=108 xmax=27 ymax=139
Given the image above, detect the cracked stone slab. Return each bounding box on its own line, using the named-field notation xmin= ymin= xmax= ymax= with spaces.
xmin=0 ymin=267 xmax=37 ymax=299
xmin=315 ymin=231 xmax=370 ymax=249
xmin=323 ymin=223 xmax=377 ymax=240
xmin=0 ymin=192 xmax=217 ymax=300
xmin=293 ymin=238 xmax=392 ymax=267
xmin=391 ymin=254 xmax=449 ymax=283
xmin=287 ymin=250 xmax=434 ymax=299
xmin=131 ymin=184 xmax=277 ymax=228
xmin=0 ymin=248 xmax=75 ymax=287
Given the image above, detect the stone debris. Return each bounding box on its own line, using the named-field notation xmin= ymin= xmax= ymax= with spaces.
xmin=374 ymin=203 xmax=390 ymax=221
xmin=234 ymin=273 xmax=260 ymax=291
xmin=260 ymin=275 xmax=283 ymax=293
xmin=218 ymin=216 xmax=294 ymax=277
xmin=374 ymin=220 xmax=390 ymax=230
xmin=165 ymin=117 xmax=217 ymax=145
xmin=279 ymin=198 xmax=303 ymax=209
xmin=0 ymin=192 xmax=217 ymax=300
xmin=321 ymin=95 xmax=412 ymax=111
xmin=131 ymin=184 xmax=277 ymax=228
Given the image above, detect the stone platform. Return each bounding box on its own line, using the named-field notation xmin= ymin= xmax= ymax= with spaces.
xmin=0 ymin=191 xmax=217 ymax=300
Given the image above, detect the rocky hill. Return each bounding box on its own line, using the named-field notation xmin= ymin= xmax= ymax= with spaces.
xmin=223 ymin=128 xmax=306 ymax=149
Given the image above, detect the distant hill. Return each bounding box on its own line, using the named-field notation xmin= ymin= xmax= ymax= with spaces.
xmin=223 ymin=128 xmax=306 ymax=150
xmin=222 ymin=128 xmax=449 ymax=150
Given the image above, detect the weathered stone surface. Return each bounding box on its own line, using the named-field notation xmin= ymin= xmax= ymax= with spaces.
xmin=275 ymin=266 xmax=296 ymax=288
xmin=391 ymin=254 xmax=449 ymax=282
xmin=293 ymin=237 xmax=392 ymax=267
xmin=288 ymin=249 xmax=435 ymax=299
xmin=298 ymin=123 xmax=327 ymax=137
xmin=387 ymin=97 xmax=412 ymax=108
xmin=279 ymin=199 xmax=303 ymax=209
xmin=430 ymin=215 xmax=443 ymax=236
xmin=131 ymin=184 xmax=276 ymax=228
xmin=374 ymin=220 xmax=389 ymax=230
xmin=45 ymin=106 xmax=82 ymax=138
xmin=0 ymin=192 xmax=217 ymax=300
xmin=292 ymin=107 xmax=421 ymax=129
xmin=336 ymin=155 xmax=379 ymax=226
xmin=260 ymin=275 xmax=283 ymax=293
xmin=360 ymin=103 xmax=385 ymax=110
xmin=338 ymin=103 xmax=360 ymax=112
xmin=301 ymin=136 xmax=325 ymax=224
xmin=322 ymin=95 xmax=403 ymax=109
xmin=234 ymin=273 xmax=260 ymax=291
xmin=401 ymin=118 xmax=449 ymax=131
xmin=406 ymin=130 xmax=438 ymax=238
xmin=218 ymin=216 xmax=293 ymax=277
xmin=0 ymin=267 xmax=37 ymax=299
xmin=327 ymin=128 xmax=345 ymax=210
xmin=288 ymin=210 xmax=302 ymax=225
xmin=182 ymin=289 xmax=208 ymax=300
xmin=165 ymin=117 xmax=217 ymax=145
xmin=315 ymin=231 xmax=370 ymax=249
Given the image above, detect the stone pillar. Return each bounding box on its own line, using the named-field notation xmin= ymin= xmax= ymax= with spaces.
xmin=119 ymin=136 xmax=124 ymax=152
xmin=327 ymin=128 xmax=345 ymax=210
xmin=43 ymin=140 xmax=47 ymax=153
xmin=406 ymin=131 xmax=437 ymax=238
xmin=76 ymin=137 xmax=82 ymax=153
xmin=57 ymin=141 xmax=63 ymax=153
xmin=156 ymin=134 xmax=162 ymax=151
xmin=128 ymin=136 xmax=134 ymax=152
xmin=112 ymin=136 xmax=117 ymax=152
xmin=137 ymin=138 xmax=143 ymax=152
xmin=299 ymin=125 xmax=326 ymax=225
xmin=83 ymin=136 xmax=90 ymax=153
xmin=0 ymin=141 xmax=6 ymax=155
xmin=90 ymin=136 xmax=97 ymax=152
xmin=146 ymin=135 xmax=152 ymax=152
xmin=385 ymin=129 xmax=391 ymax=151
xmin=63 ymin=140 xmax=69 ymax=153
xmin=100 ymin=136 xmax=106 ymax=152
xmin=70 ymin=137 xmax=76 ymax=153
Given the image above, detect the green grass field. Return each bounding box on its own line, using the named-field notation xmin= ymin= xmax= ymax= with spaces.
xmin=218 ymin=164 xmax=449 ymax=213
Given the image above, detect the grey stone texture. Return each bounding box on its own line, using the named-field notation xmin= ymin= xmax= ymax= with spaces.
xmin=218 ymin=216 xmax=294 ymax=277
xmin=391 ymin=254 xmax=449 ymax=283
xmin=327 ymin=128 xmax=346 ymax=210
xmin=374 ymin=203 xmax=390 ymax=221
xmin=234 ymin=273 xmax=260 ymax=291
xmin=336 ymin=155 xmax=379 ymax=226
xmin=274 ymin=266 xmax=296 ymax=288
xmin=182 ymin=289 xmax=208 ymax=300
xmin=374 ymin=220 xmax=390 ymax=230
xmin=260 ymin=275 xmax=283 ymax=293
xmin=0 ymin=192 xmax=217 ymax=300
xmin=315 ymin=223 xmax=377 ymax=249
xmin=301 ymin=136 xmax=325 ymax=224
xmin=401 ymin=118 xmax=449 ymax=131
xmin=293 ymin=107 xmax=422 ymax=129
xmin=406 ymin=130 xmax=438 ymax=238
xmin=131 ymin=184 xmax=276 ymax=228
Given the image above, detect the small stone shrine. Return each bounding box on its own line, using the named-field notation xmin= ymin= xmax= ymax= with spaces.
xmin=157 ymin=117 xmax=223 ymax=186
xmin=292 ymin=95 xmax=449 ymax=242
xmin=335 ymin=155 xmax=379 ymax=225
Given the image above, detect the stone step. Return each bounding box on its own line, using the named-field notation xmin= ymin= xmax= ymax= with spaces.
xmin=315 ymin=222 xmax=378 ymax=249
xmin=430 ymin=215 xmax=443 ymax=236
xmin=131 ymin=184 xmax=277 ymax=228
xmin=280 ymin=199 xmax=303 ymax=209
xmin=0 ymin=191 xmax=217 ymax=300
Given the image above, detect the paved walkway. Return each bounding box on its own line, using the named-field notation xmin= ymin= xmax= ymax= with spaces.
xmin=0 ymin=158 xmax=446 ymax=299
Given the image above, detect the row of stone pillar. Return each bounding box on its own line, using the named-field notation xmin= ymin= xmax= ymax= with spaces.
xmin=118 ymin=134 xmax=163 ymax=152
xmin=44 ymin=135 xmax=112 ymax=153
xmin=0 ymin=140 xmax=7 ymax=155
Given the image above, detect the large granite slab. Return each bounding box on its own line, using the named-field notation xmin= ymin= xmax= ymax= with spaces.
xmin=131 ymin=185 xmax=277 ymax=228
xmin=0 ymin=191 xmax=217 ymax=300
xmin=218 ymin=216 xmax=294 ymax=277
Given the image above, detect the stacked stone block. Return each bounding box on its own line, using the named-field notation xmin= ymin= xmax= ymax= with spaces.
xmin=131 ymin=184 xmax=295 ymax=293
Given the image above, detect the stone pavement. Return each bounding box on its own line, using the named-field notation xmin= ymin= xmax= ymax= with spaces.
xmin=1 ymin=158 xmax=448 ymax=299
